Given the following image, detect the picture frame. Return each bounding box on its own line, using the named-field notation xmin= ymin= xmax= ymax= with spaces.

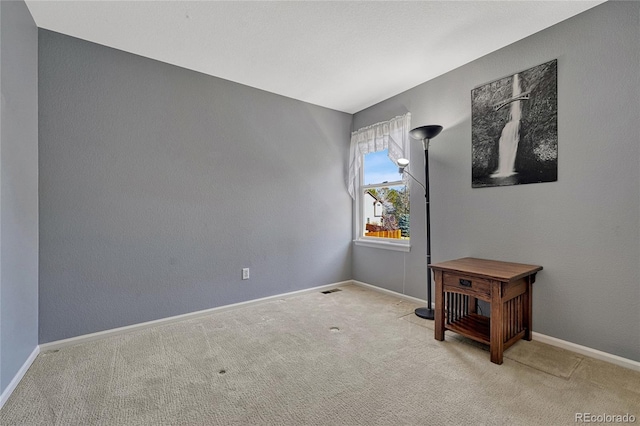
xmin=471 ymin=59 xmax=558 ymax=188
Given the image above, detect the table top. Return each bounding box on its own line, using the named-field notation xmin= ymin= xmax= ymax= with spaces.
xmin=429 ymin=257 xmax=542 ymax=282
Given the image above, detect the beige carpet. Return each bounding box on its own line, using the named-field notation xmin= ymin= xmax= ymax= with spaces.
xmin=1 ymin=284 xmax=638 ymax=425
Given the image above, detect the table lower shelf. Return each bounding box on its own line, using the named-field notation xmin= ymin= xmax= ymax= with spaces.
xmin=446 ymin=313 xmax=491 ymax=345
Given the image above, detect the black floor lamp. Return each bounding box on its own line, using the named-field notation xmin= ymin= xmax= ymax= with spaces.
xmin=398 ymin=125 xmax=443 ymax=320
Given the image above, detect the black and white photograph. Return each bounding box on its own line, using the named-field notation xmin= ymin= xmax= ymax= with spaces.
xmin=472 ymin=59 xmax=558 ymax=188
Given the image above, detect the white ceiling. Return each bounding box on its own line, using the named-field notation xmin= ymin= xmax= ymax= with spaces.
xmin=25 ymin=0 xmax=605 ymax=113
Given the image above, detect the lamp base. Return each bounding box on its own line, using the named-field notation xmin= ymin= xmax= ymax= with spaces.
xmin=415 ymin=307 xmax=435 ymax=320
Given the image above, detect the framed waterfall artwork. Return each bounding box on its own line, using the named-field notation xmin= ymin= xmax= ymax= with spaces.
xmin=471 ymin=59 xmax=558 ymax=188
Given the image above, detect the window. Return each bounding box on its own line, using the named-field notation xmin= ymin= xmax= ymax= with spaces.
xmin=360 ymin=150 xmax=410 ymax=244
xmin=348 ymin=113 xmax=412 ymax=251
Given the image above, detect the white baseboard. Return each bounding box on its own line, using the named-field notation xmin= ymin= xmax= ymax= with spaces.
xmin=0 ymin=345 xmax=40 ymax=410
xmin=532 ymin=332 xmax=640 ymax=372
xmin=352 ymin=279 xmax=640 ymax=372
xmin=351 ymin=280 xmax=431 ymax=307
xmin=40 ymin=280 xmax=352 ymax=352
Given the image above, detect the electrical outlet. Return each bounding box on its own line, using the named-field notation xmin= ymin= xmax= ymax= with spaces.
xmin=242 ymin=268 xmax=250 ymax=280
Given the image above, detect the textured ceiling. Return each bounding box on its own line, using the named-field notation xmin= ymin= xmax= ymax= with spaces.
xmin=25 ymin=1 xmax=605 ymax=113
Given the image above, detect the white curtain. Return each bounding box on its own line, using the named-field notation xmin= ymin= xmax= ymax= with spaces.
xmin=347 ymin=113 xmax=412 ymax=199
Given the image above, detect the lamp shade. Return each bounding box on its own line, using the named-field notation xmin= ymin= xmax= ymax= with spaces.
xmin=409 ymin=125 xmax=443 ymax=141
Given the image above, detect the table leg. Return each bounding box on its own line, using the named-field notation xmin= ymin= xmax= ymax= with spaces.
xmin=434 ymin=270 xmax=445 ymax=341
xmin=524 ymin=276 xmax=533 ymax=341
xmin=490 ymin=280 xmax=504 ymax=364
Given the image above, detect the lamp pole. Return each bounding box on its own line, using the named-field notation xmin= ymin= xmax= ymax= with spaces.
xmin=409 ymin=125 xmax=443 ymax=320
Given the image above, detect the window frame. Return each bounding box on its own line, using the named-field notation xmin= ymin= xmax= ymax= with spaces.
xmin=353 ymin=151 xmax=410 ymax=252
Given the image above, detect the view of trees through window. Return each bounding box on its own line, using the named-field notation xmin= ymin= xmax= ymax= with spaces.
xmin=362 ymin=150 xmax=410 ymax=240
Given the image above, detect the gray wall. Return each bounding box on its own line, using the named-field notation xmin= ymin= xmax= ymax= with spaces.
xmin=0 ymin=0 xmax=39 ymax=392
xmin=39 ymin=30 xmax=352 ymax=343
xmin=353 ymin=1 xmax=640 ymax=361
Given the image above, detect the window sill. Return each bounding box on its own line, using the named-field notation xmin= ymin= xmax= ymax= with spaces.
xmin=353 ymin=238 xmax=411 ymax=252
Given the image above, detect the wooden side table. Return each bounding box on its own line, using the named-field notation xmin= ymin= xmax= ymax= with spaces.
xmin=430 ymin=257 xmax=542 ymax=364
